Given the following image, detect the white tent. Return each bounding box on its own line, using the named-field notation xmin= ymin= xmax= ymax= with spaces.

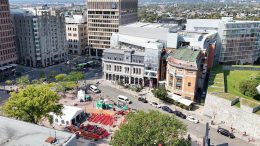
xmin=178 ymin=98 xmax=193 ymax=107
xmin=51 ymin=106 xmax=84 ymax=126
xmin=77 ymin=90 xmax=85 ymax=101
xmin=167 ymin=92 xmax=182 ymax=101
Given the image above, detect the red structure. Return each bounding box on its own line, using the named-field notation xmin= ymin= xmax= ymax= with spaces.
xmin=88 ymin=113 xmax=115 ymax=126
xmin=67 ymin=124 xmax=110 ymax=140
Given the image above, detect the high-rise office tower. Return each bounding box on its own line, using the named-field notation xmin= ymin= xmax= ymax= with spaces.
xmin=87 ymin=0 xmax=138 ymax=57
xmin=0 ymin=0 xmax=17 ymax=68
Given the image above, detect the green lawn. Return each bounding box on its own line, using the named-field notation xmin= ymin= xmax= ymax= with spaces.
xmin=208 ymin=65 xmax=260 ymax=105
xmin=225 ymin=70 xmax=260 ymax=102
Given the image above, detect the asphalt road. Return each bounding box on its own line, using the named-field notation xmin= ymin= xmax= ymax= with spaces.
xmin=96 ymin=83 xmax=255 ymax=146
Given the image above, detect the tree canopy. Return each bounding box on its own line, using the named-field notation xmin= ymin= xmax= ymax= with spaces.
xmin=239 ymin=80 xmax=259 ymax=100
xmin=152 ymin=87 xmax=168 ymax=100
xmin=65 ymin=71 xmax=85 ymax=82
xmin=55 ymin=73 xmax=67 ymax=82
xmin=3 ymin=85 xmax=63 ymax=124
xmin=110 ymin=110 xmax=189 ymax=146
xmin=16 ymin=75 xmax=30 ymax=85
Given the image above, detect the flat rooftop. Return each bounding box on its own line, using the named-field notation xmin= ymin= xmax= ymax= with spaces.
xmin=169 ymin=48 xmax=200 ymax=62
xmin=122 ymin=22 xmax=178 ymax=29
xmin=0 ymin=116 xmax=76 ymax=146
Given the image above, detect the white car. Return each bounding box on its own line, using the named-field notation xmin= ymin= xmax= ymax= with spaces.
xmin=187 ymin=115 xmax=199 ymax=124
xmin=150 ymin=102 xmax=161 ymax=108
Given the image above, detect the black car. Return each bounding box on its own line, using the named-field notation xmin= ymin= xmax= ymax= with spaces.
xmin=174 ymin=111 xmax=187 ymax=119
xmin=138 ymin=96 xmax=148 ymax=103
xmin=162 ymin=106 xmax=174 ymax=113
xmin=217 ymin=128 xmax=235 ymax=139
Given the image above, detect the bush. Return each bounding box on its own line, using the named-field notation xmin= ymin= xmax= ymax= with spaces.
xmin=239 ymin=80 xmax=259 ymax=98
xmin=60 ymin=82 xmax=77 ymax=91
xmin=153 ymin=87 xmax=167 ymax=100
xmin=65 ymin=71 xmax=84 ymax=82
xmin=55 ymin=74 xmax=66 ymax=82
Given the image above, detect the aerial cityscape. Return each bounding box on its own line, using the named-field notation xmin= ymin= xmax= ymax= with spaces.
xmin=0 ymin=0 xmax=260 ymax=146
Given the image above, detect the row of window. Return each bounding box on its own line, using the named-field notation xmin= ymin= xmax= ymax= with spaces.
xmin=68 ymin=33 xmax=77 ymax=37
xmin=89 ymin=36 xmax=110 ymax=40
xmin=0 ymin=0 xmax=8 ymax=5
xmin=0 ymin=42 xmax=14 ymax=50
xmin=0 ymin=54 xmax=15 ymax=61
xmin=89 ymin=40 xmax=110 ymax=45
xmin=105 ymin=64 xmax=142 ymax=75
xmin=88 ymin=23 xmax=118 ymax=28
xmin=0 ymin=23 xmax=11 ymax=31
xmin=89 ymin=19 xmax=119 ymax=24
xmin=88 ymin=28 xmax=118 ymax=33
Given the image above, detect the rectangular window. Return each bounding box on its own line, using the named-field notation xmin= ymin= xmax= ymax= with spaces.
xmin=188 ymin=82 xmax=191 ymax=86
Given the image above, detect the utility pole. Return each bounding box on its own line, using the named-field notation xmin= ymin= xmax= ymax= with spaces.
xmin=203 ymin=122 xmax=210 ymax=146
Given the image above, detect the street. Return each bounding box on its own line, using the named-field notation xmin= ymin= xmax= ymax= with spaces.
xmin=93 ymin=80 xmax=255 ymax=146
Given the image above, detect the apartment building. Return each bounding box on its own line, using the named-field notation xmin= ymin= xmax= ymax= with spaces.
xmin=0 ymin=0 xmax=17 ymax=79
xmin=218 ymin=17 xmax=260 ymax=64
xmin=11 ymin=6 xmax=67 ymax=67
xmin=65 ymin=12 xmax=88 ymax=55
xmin=165 ymin=48 xmax=203 ymax=101
xmin=87 ymin=0 xmax=138 ymax=57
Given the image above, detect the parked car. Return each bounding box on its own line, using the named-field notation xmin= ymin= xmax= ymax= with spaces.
xmin=174 ymin=111 xmax=187 ymax=119
xmin=217 ymin=128 xmax=235 ymax=139
xmin=150 ymin=102 xmax=161 ymax=108
xmin=138 ymin=96 xmax=148 ymax=103
xmin=186 ymin=115 xmax=199 ymax=123
xmin=118 ymin=95 xmax=132 ymax=104
xmin=89 ymin=85 xmax=101 ymax=93
xmin=162 ymin=106 xmax=174 ymax=113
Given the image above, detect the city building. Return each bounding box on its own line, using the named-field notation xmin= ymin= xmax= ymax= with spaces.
xmin=218 ymin=17 xmax=260 ymax=64
xmin=87 ymin=0 xmax=138 ymax=57
xmin=0 ymin=0 xmax=17 ymax=80
xmin=165 ymin=48 xmax=203 ymax=101
xmin=186 ymin=17 xmax=260 ymax=65
xmin=177 ymin=30 xmax=218 ymax=70
xmin=11 ymin=6 xmax=67 ymax=68
xmin=119 ymin=22 xmax=180 ymax=49
xmin=102 ymin=22 xmax=183 ymax=87
xmin=102 ymin=33 xmax=164 ymax=87
xmin=0 ymin=116 xmax=79 ymax=146
xmin=65 ymin=12 xmax=88 ymax=55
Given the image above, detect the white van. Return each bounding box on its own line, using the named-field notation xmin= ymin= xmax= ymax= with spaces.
xmin=90 ymin=85 xmax=100 ymax=93
xmin=117 ymin=95 xmax=131 ymax=104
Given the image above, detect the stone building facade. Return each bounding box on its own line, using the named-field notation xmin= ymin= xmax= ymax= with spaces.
xmin=165 ymin=48 xmax=203 ymax=101
xmin=11 ymin=6 xmax=67 ymax=67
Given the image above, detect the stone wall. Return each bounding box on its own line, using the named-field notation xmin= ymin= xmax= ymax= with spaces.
xmin=204 ymin=94 xmax=260 ymax=139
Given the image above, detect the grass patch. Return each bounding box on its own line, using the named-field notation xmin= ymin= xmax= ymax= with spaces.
xmin=255 ymin=110 xmax=260 ymax=115
xmin=234 ymin=102 xmax=240 ymax=108
xmin=215 ymin=92 xmax=237 ymax=101
xmin=224 ymin=70 xmax=260 ymax=102
xmin=232 ymin=65 xmax=260 ymax=68
xmin=241 ymin=99 xmax=259 ymax=108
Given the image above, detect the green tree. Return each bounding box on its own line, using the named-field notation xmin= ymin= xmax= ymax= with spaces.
xmin=239 ymin=80 xmax=259 ymax=98
xmin=5 ymin=80 xmax=13 ymax=85
xmin=31 ymin=79 xmax=40 ymax=84
xmin=16 ymin=75 xmax=30 ymax=85
xmin=2 ymin=85 xmax=63 ymax=124
xmin=55 ymin=74 xmax=66 ymax=82
xmin=152 ymin=87 xmax=168 ymax=100
xmin=110 ymin=111 xmax=189 ymax=146
xmin=65 ymin=71 xmax=85 ymax=82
